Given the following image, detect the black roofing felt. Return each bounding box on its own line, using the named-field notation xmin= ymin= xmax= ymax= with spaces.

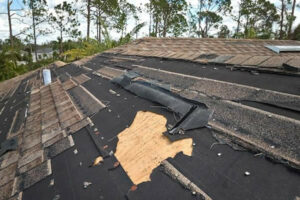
xmin=96 ymin=53 xmax=300 ymax=95
xmin=22 ymin=64 xmax=300 ymax=200
xmin=0 ymin=77 xmax=32 ymax=144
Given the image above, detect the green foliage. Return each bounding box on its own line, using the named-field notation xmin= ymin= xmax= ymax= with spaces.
xmin=195 ymin=0 xmax=232 ymax=38
xmin=292 ymin=24 xmax=300 ymax=40
xmin=147 ymin=0 xmax=188 ymax=37
xmin=113 ymin=0 xmax=138 ymax=38
xmin=62 ymin=39 xmax=115 ymax=62
xmin=50 ymin=1 xmax=81 ymax=54
xmin=0 ymin=44 xmax=53 ymax=82
xmin=218 ymin=25 xmax=230 ymax=38
xmin=240 ymin=0 xmax=279 ymax=39
xmin=0 ymin=49 xmax=18 ymax=81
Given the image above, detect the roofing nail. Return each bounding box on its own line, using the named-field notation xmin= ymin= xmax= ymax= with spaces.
xmin=83 ymin=181 xmax=92 ymax=189
xmin=73 ymin=149 xmax=78 ymax=155
xmin=167 ymin=124 xmax=173 ymax=130
xmin=109 ymin=89 xmax=117 ymax=95
xmin=206 ymin=125 xmax=212 ymax=129
xmin=49 ymin=179 xmax=54 ymax=187
xmin=244 ymin=171 xmax=251 ymax=176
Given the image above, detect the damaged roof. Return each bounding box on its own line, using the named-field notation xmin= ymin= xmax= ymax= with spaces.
xmin=0 ymin=37 xmax=299 ymax=200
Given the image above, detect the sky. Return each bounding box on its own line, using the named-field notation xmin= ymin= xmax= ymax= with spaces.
xmin=0 ymin=0 xmax=300 ymax=44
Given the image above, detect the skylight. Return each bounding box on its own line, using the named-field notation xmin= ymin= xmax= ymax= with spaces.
xmin=265 ymin=45 xmax=300 ymax=54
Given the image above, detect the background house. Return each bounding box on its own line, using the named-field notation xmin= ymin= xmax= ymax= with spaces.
xmin=32 ymin=47 xmax=58 ymax=62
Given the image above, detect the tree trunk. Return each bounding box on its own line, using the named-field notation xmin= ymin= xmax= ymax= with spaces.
xmin=162 ymin=14 xmax=168 ymax=37
xmin=98 ymin=10 xmax=101 ymax=42
xmin=87 ymin=0 xmax=91 ymax=40
xmin=32 ymin=10 xmax=38 ymax=62
xmin=204 ymin=17 xmax=208 ymax=38
xmin=288 ymin=0 xmax=296 ymax=39
xmin=96 ymin=17 xmax=99 ymax=41
xmin=99 ymin=22 xmax=102 ymax=42
xmin=279 ymin=0 xmax=285 ymax=39
xmin=60 ymin=29 xmax=63 ymax=54
xmin=198 ymin=0 xmax=203 ymax=38
xmin=154 ymin=15 xmax=158 ymax=37
xmin=162 ymin=23 xmax=167 ymax=37
xmin=149 ymin=4 xmax=152 ymax=36
xmin=7 ymin=0 xmax=13 ymax=47
xmin=235 ymin=6 xmax=241 ymax=37
xmin=244 ymin=16 xmax=249 ymax=38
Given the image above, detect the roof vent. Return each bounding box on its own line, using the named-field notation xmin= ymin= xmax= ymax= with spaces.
xmin=265 ymin=45 xmax=300 ymax=54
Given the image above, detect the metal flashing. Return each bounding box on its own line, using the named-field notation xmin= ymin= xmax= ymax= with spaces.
xmin=265 ymin=45 xmax=300 ymax=54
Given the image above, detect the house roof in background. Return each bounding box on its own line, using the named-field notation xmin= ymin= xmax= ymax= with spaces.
xmin=0 ymin=38 xmax=299 ymax=200
xmin=36 ymin=47 xmax=54 ymax=54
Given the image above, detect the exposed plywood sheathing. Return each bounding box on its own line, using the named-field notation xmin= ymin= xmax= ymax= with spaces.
xmin=115 ymin=111 xmax=193 ymax=185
